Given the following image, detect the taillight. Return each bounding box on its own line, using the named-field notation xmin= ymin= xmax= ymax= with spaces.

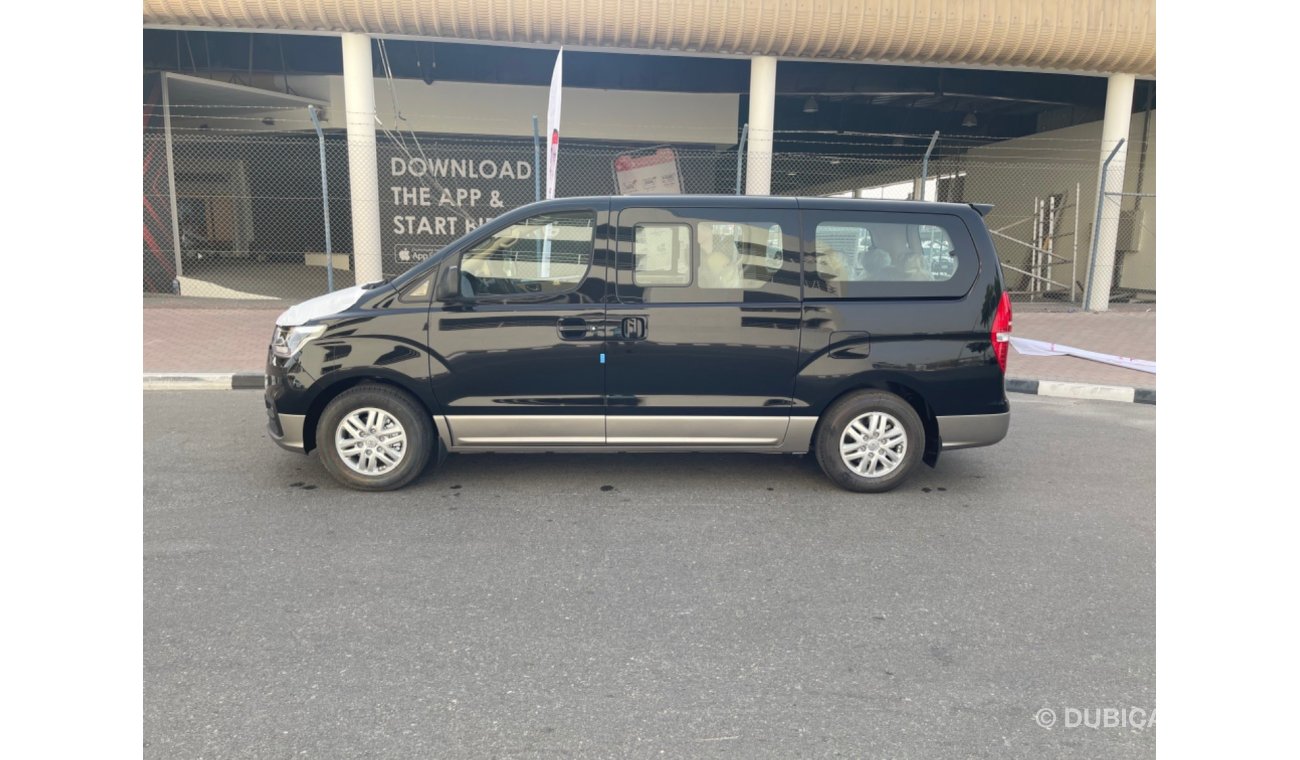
xmin=991 ymin=291 xmax=1012 ymax=373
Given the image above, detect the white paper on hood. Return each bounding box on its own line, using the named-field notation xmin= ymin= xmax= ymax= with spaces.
xmin=276 ymin=284 xmax=371 ymax=327
xmin=1010 ymin=336 xmax=1156 ymax=374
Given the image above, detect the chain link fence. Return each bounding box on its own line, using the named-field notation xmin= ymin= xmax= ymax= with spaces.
xmin=767 ymin=131 xmax=1155 ymax=306
xmin=143 ymin=103 xmax=1154 ymax=377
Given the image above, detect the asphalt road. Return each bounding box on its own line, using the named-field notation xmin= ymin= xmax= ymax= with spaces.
xmin=144 ymin=392 xmax=1155 ymax=759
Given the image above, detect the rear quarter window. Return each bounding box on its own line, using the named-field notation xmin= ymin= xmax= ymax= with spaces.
xmin=802 ymin=211 xmax=980 ymax=299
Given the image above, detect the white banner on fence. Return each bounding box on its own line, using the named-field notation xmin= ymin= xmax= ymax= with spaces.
xmin=1010 ymin=336 xmax=1156 ymax=374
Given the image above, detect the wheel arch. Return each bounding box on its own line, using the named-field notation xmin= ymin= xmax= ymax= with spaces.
xmin=811 ymin=378 xmax=941 ymax=467
xmin=301 ymin=371 xmax=436 ymax=454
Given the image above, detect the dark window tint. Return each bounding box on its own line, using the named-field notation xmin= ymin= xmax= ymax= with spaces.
xmin=459 ymin=211 xmax=594 ymax=298
xmin=618 ymin=208 xmax=801 ymax=303
xmin=918 ymin=225 xmax=959 ymax=280
xmin=805 ymin=212 xmax=977 ymax=299
xmin=633 ymin=224 xmax=691 ymax=287
xmin=697 ymin=221 xmax=787 ymax=290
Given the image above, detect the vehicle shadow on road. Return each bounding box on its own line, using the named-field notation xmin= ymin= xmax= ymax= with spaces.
xmin=262 ymin=447 xmax=998 ymax=505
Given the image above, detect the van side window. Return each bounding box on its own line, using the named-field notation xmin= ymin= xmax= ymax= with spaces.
xmin=397 ymin=272 xmax=433 ymax=303
xmin=919 ymin=225 xmax=959 ymax=280
xmin=618 ymin=209 xmax=801 ymax=304
xmin=697 ymin=222 xmax=789 ymax=291
xmin=634 ymin=224 xmax=692 ymax=287
xmin=805 ymin=212 xmax=976 ymax=299
xmin=459 ymin=211 xmax=594 ymax=298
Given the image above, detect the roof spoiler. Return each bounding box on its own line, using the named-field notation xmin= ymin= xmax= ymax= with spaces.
xmin=969 ymin=203 xmax=994 ymax=217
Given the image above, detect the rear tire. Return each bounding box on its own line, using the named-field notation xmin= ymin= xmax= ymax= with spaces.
xmin=315 ymin=384 xmax=437 ymax=491
xmin=815 ymin=390 xmax=925 ymax=493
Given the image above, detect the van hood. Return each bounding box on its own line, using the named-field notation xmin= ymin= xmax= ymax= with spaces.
xmin=276 ymin=284 xmax=372 ymax=327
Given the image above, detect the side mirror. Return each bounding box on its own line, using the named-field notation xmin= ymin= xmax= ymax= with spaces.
xmin=435 ymin=261 xmax=462 ymax=301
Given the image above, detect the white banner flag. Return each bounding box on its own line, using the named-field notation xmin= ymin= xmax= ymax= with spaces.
xmin=1010 ymin=336 xmax=1156 ymax=374
xmin=545 ymin=48 xmax=563 ymax=200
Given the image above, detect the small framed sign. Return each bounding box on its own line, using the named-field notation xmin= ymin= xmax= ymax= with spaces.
xmin=613 ymin=147 xmax=683 ymax=195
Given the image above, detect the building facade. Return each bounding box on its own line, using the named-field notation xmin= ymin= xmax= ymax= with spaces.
xmin=143 ymin=1 xmax=1156 ymax=309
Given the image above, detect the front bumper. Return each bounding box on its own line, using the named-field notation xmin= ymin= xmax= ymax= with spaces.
xmin=266 ymin=395 xmax=307 ymax=453
xmin=937 ymin=412 xmax=1010 ymax=450
xmin=265 ymin=341 xmax=318 ymax=454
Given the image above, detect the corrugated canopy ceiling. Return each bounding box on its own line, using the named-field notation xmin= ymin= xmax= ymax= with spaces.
xmin=143 ymin=0 xmax=1155 ymax=76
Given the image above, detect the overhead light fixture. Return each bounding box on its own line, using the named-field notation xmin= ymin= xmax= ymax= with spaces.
xmin=803 ymin=96 xmax=819 ymax=114
xmin=419 ymin=42 xmax=436 ymax=85
xmin=962 ymin=111 xmax=978 ymax=127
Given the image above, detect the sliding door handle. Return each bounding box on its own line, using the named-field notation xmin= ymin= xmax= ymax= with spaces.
xmin=620 ymin=316 xmax=647 ymax=340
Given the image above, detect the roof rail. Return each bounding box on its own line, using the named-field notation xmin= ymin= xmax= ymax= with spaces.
xmin=969 ymin=203 xmax=994 ymax=217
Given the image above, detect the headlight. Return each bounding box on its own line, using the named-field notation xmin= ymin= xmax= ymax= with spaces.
xmin=271 ymin=324 xmax=327 ymax=359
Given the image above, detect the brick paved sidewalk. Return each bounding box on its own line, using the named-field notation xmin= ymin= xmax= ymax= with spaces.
xmin=143 ymin=300 xmax=1156 ymax=389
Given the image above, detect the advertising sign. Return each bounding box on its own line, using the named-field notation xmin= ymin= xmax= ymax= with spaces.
xmin=613 ymin=147 xmax=684 ymax=195
xmin=379 ymin=143 xmax=534 ymax=273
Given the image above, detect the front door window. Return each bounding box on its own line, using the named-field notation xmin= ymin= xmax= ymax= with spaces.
xmin=459 ymin=211 xmax=595 ymax=298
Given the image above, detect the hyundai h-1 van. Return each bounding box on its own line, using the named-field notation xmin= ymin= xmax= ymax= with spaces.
xmin=265 ymin=196 xmax=1012 ymax=492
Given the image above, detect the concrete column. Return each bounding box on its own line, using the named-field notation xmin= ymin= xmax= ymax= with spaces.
xmin=1085 ymin=73 xmax=1136 ymax=312
xmin=341 ymin=33 xmax=384 ymax=284
xmin=745 ymin=57 xmax=777 ymax=196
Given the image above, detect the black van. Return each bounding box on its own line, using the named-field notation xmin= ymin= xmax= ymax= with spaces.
xmin=265 ymin=196 xmax=1011 ymax=493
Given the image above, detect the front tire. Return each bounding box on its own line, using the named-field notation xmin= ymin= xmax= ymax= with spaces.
xmin=315 ymin=384 xmax=437 ymax=491
xmin=815 ymin=390 xmax=925 ymax=493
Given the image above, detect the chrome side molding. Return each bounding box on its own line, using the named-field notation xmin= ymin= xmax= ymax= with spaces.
xmin=606 ymin=416 xmax=788 ymax=446
xmin=434 ymin=413 xmax=1010 ymax=453
xmin=438 ymin=414 xmax=820 ymax=453
xmin=783 ymin=416 xmax=818 ymax=453
xmin=445 ymin=415 xmax=604 ymax=446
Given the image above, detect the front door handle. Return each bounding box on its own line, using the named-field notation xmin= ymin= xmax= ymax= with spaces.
xmin=620 ymin=316 xmax=647 ymax=340
xmin=557 ymin=317 xmax=596 ymax=341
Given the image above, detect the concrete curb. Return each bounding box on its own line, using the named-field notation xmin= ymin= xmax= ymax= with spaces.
xmin=1004 ymin=377 xmax=1155 ymax=405
xmin=144 ymin=372 xmax=267 ymax=391
xmin=143 ymin=372 xmax=1155 ymax=405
